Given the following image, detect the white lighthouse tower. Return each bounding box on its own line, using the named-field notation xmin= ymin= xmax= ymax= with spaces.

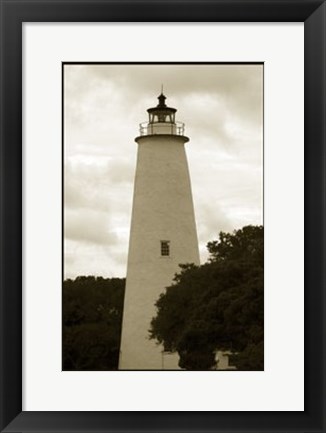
xmin=119 ymin=93 xmax=200 ymax=370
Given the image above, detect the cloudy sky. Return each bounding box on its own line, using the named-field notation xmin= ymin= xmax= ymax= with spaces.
xmin=64 ymin=64 xmax=263 ymax=279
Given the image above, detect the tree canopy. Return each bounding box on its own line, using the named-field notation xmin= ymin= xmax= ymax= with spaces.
xmin=63 ymin=276 xmax=125 ymax=370
xmin=149 ymin=225 xmax=264 ymax=370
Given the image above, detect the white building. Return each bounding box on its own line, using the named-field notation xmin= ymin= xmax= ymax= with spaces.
xmin=119 ymin=93 xmax=200 ymax=370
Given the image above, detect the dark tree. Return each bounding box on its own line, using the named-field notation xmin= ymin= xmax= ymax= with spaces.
xmin=63 ymin=276 xmax=125 ymax=370
xmin=150 ymin=225 xmax=264 ymax=370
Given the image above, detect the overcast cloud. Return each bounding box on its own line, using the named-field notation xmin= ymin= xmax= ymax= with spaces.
xmin=64 ymin=64 xmax=263 ymax=279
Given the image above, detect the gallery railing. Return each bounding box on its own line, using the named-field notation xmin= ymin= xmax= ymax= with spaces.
xmin=139 ymin=121 xmax=185 ymax=136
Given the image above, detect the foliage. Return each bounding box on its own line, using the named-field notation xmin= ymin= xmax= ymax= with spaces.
xmin=150 ymin=225 xmax=264 ymax=370
xmin=63 ymin=276 xmax=125 ymax=370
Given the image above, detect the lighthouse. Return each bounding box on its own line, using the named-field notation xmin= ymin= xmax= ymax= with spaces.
xmin=119 ymin=92 xmax=200 ymax=370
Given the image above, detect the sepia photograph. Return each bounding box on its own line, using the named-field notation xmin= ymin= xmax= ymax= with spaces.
xmin=63 ymin=63 xmax=264 ymax=371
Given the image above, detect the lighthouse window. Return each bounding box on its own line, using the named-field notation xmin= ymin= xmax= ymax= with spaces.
xmin=161 ymin=241 xmax=170 ymax=256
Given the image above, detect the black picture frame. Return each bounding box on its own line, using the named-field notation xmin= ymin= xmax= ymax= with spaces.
xmin=1 ymin=0 xmax=325 ymax=432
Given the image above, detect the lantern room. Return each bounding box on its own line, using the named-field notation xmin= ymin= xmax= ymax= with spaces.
xmin=139 ymin=93 xmax=185 ymax=136
xmin=148 ymin=93 xmax=176 ymax=124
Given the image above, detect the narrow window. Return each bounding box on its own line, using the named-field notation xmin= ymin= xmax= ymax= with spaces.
xmin=161 ymin=241 xmax=170 ymax=256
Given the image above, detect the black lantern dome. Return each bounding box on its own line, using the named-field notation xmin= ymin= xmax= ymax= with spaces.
xmin=147 ymin=93 xmax=177 ymax=124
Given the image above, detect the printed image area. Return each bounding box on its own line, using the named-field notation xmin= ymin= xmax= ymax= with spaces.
xmin=63 ymin=64 xmax=264 ymax=371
